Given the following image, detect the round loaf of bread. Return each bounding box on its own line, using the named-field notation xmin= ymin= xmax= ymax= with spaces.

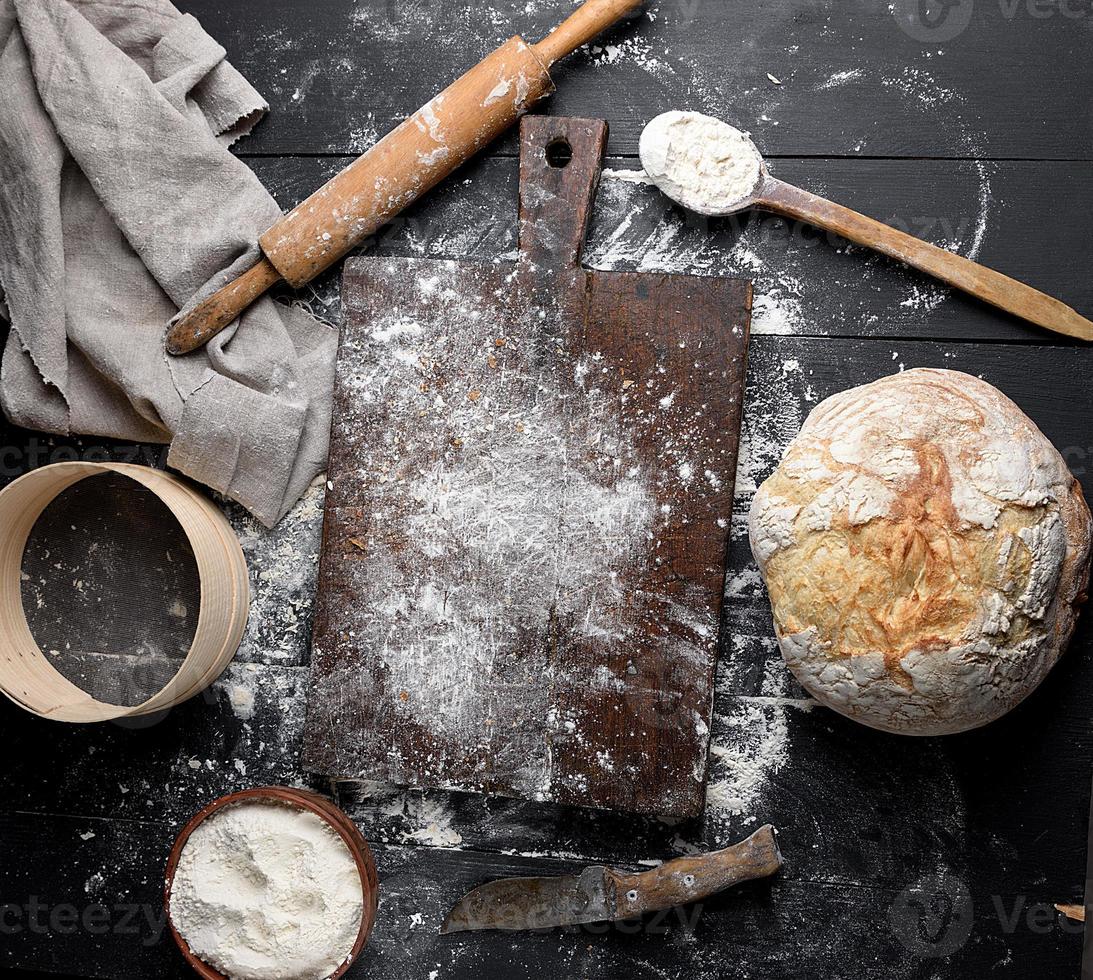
xmin=749 ymin=368 xmax=1091 ymax=735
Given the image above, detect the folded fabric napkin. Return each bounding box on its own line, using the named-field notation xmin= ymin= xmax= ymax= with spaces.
xmin=0 ymin=0 xmax=337 ymax=526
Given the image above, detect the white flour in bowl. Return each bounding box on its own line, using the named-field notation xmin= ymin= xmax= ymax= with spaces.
xmin=639 ymin=110 xmax=764 ymax=216
xmin=170 ymin=801 xmax=364 ymax=980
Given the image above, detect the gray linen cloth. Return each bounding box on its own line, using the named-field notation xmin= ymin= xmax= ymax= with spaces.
xmin=0 ymin=0 xmax=337 ymax=526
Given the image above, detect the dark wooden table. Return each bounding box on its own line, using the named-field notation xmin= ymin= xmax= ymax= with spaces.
xmin=2 ymin=2 xmax=1091 ymax=978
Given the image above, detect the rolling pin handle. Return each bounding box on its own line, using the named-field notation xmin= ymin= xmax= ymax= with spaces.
xmin=533 ymin=0 xmax=645 ymax=65
xmin=165 ymin=257 xmax=282 ymax=356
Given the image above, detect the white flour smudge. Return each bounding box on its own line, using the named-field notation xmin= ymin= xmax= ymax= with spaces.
xmin=817 ymin=68 xmax=864 ymax=90
xmin=372 ymin=379 xmax=658 ymax=734
xmin=600 ymin=168 xmax=654 ymax=185
xmin=704 ymin=637 xmax=815 ymax=831
xmin=732 ymin=345 xmax=809 ymax=523
xmin=873 ymin=67 xmax=993 ymax=313
xmin=332 ymin=276 xmax=659 ymax=743
xmin=356 ymin=784 xmax=466 ymax=848
xmin=706 ymin=700 xmax=789 ymax=818
xmin=881 ymin=65 xmax=993 ymax=255
xmin=228 ymin=480 xmax=325 ymax=666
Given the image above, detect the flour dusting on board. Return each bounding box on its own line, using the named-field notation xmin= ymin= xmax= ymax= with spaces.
xmin=356 ymin=298 xmax=659 ymax=736
xmin=305 ymin=243 xmax=744 ymax=814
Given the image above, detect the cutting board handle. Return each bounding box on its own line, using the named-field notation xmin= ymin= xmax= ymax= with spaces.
xmin=518 ymin=116 xmax=608 ymax=272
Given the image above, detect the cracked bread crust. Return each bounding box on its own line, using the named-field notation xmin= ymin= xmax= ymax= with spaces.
xmin=749 ymin=369 xmax=1091 ymax=735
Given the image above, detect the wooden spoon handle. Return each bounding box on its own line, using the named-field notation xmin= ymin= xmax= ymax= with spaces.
xmin=166 ymin=257 xmax=281 ymax=355
xmin=533 ymin=0 xmax=644 ymax=65
xmin=757 ymin=176 xmax=1093 ymax=342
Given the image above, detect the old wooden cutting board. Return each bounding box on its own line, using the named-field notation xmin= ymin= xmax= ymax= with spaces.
xmin=303 ymin=116 xmax=751 ymax=819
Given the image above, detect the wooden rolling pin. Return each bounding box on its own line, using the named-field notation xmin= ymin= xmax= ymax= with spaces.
xmin=166 ymin=0 xmax=643 ymax=355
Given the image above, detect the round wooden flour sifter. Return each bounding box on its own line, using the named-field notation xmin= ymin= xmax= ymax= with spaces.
xmin=0 ymin=462 xmax=248 ymax=722
xmin=164 ymin=787 xmax=379 ymax=979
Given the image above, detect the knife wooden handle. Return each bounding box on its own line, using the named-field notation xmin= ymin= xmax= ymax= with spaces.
xmin=606 ymin=824 xmax=782 ymax=917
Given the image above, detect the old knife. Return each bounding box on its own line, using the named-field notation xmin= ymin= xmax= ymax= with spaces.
xmin=440 ymin=824 xmax=782 ymax=934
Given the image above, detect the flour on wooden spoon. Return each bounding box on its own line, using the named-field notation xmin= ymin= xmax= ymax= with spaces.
xmin=638 ymin=111 xmax=764 ymax=215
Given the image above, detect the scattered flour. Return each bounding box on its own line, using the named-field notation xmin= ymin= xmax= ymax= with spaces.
xmin=348 ymin=303 xmax=660 ymax=740
xmin=228 ymin=480 xmax=325 ymax=666
xmin=347 ymin=117 xmax=380 ymax=154
xmin=706 ymin=701 xmax=789 ymax=817
xmin=227 ymin=681 xmax=256 ymax=722
xmin=817 ymin=68 xmax=865 ymax=90
xmin=702 ymin=630 xmax=811 ymax=833
xmin=585 ymin=33 xmax=675 ymax=82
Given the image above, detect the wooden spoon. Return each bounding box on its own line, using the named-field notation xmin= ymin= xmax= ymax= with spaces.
xmin=639 ymin=111 xmax=1093 ymax=342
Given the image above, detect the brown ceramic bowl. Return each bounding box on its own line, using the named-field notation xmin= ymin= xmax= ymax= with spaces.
xmin=164 ymin=786 xmax=379 ymax=979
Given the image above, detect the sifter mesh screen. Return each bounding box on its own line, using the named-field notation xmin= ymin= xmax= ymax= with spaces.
xmin=19 ymin=473 xmax=201 ymax=708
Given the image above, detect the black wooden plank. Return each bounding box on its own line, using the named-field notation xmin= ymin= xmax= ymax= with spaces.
xmin=3 ymin=337 xmax=1090 ymax=943
xmin=172 ymin=0 xmax=1093 ymax=159
xmin=0 ymin=811 xmax=1081 ymax=980
xmin=0 ymin=660 xmax=315 ymax=825
xmin=246 ymin=154 xmax=1093 ymax=345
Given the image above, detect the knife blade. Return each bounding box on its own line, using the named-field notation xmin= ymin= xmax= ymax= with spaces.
xmin=440 ymin=824 xmax=782 ymax=934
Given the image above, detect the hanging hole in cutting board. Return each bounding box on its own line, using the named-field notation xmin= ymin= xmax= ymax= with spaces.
xmin=20 ymin=473 xmax=201 ymax=710
xmin=546 ymin=138 xmax=573 ymax=168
